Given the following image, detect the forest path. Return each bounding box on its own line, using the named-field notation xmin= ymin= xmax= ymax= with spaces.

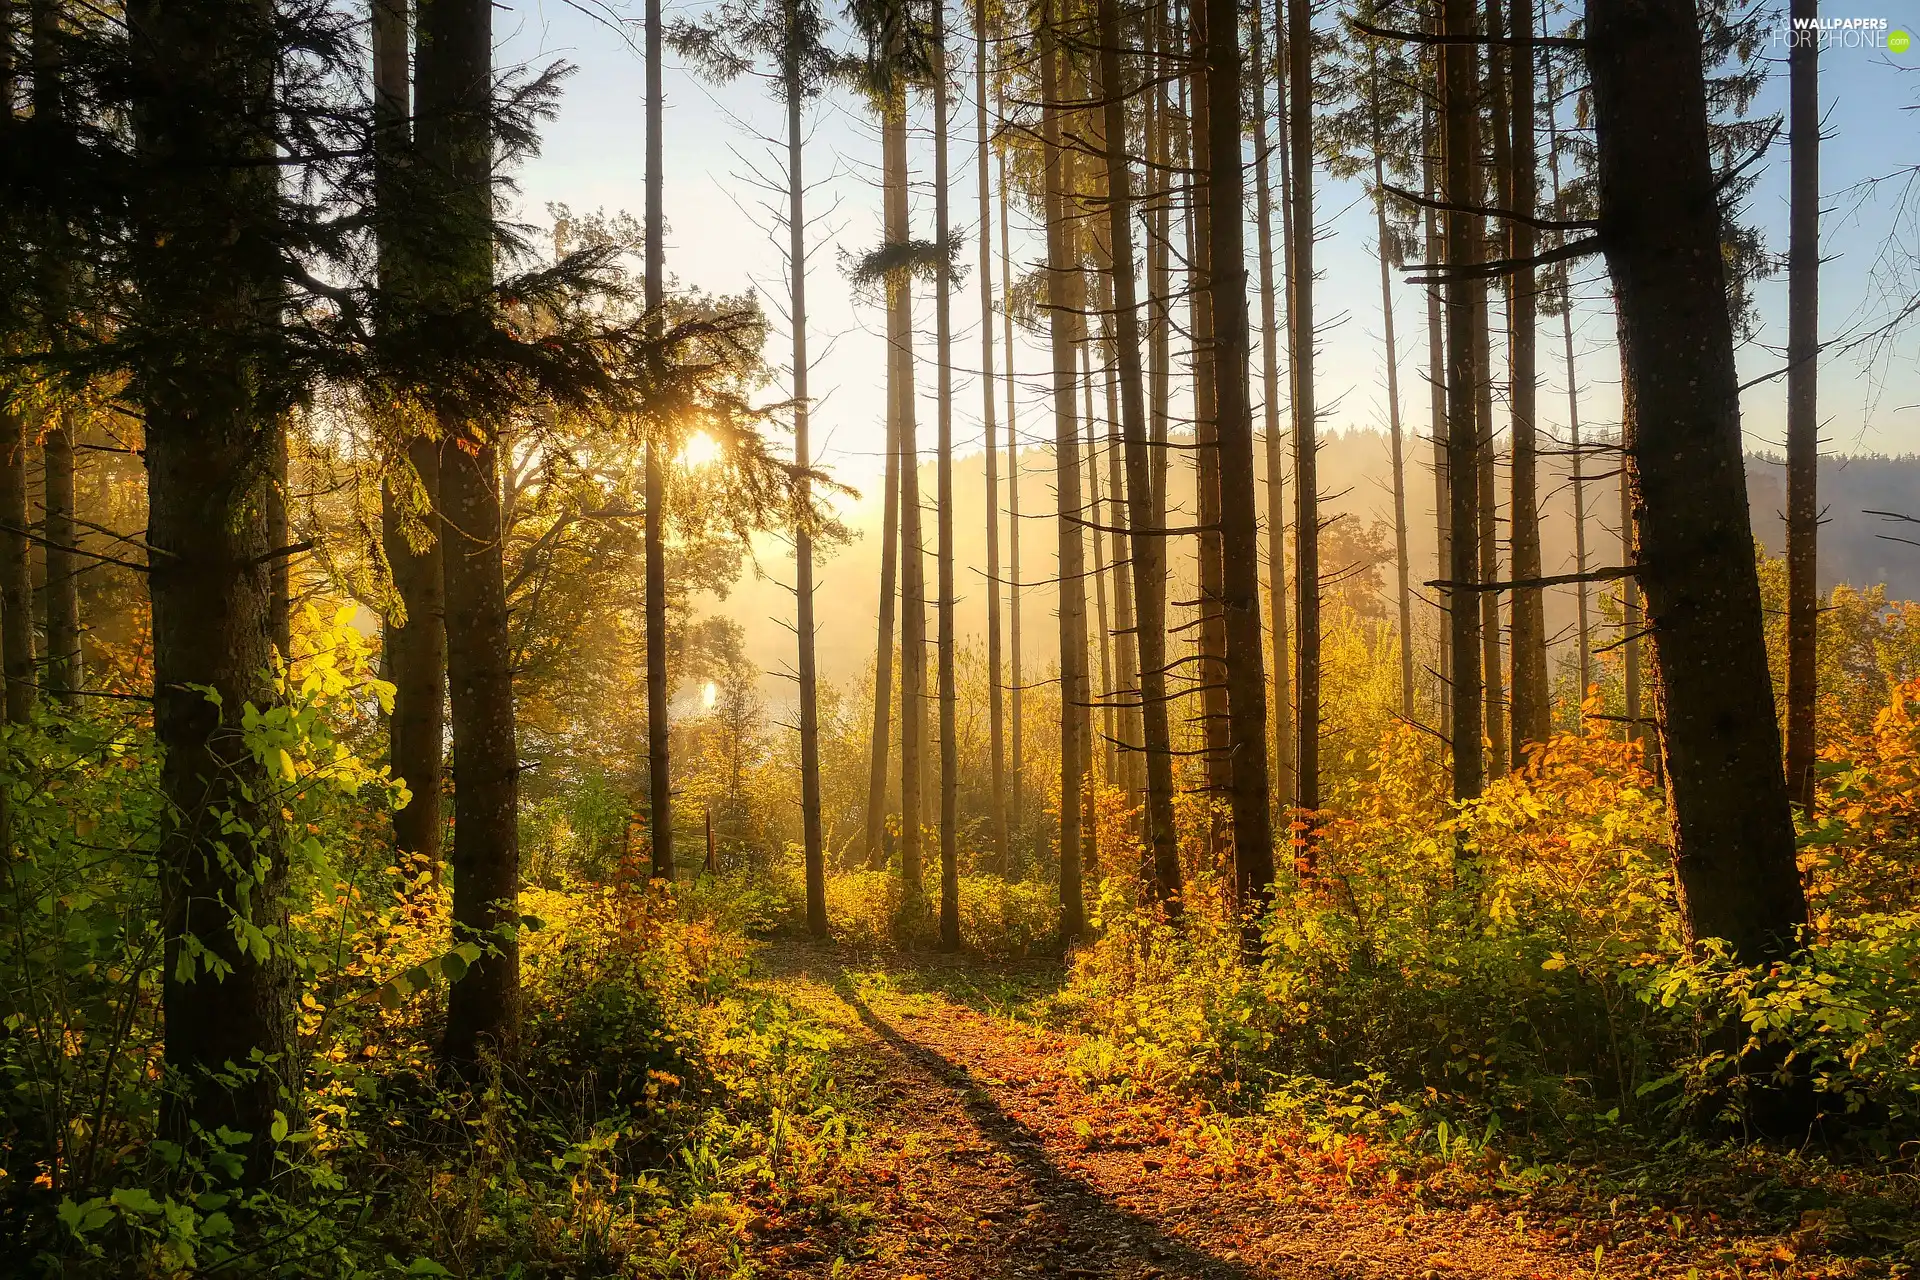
xmin=750 ymin=940 xmax=1601 ymax=1280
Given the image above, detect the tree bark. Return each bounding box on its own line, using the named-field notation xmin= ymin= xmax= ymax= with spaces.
xmin=1083 ymin=342 xmax=1116 ymax=788
xmin=1094 ymin=0 xmax=1180 ymax=909
xmin=1441 ymin=0 xmax=1485 ymax=802
xmin=130 ymin=0 xmax=291 ymax=1165
xmin=1505 ymin=0 xmax=1549 ymax=758
xmin=1424 ymin=100 xmax=1451 ymax=732
xmin=1783 ymin=0 xmax=1819 ymax=811
xmin=1545 ymin=71 xmax=1591 ymax=717
xmin=643 ymin=0 xmax=674 ymax=882
xmin=1041 ymin=3 xmax=1087 ymax=943
xmin=421 ymin=0 xmax=521 ymax=1064
xmin=787 ymin=6 xmax=826 ymax=938
xmin=1587 ymin=0 xmax=1807 ymax=970
xmin=862 ymin=337 xmax=901 ymax=871
xmin=997 ymin=92 xmax=1024 ymax=865
xmin=1369 ymin=51 xmax=1415 ymax=725
xmin=977 ymin=0 xmax=1009 ymax=876
xmin=890 ymin=79 xmax=928 ymax=901
xmin=0 ymin=406 xmax=31 ymax=724
xmin=1215 ymin=0 xmax=1274 ymax=927
xmin=1286 ymin=0 xmax=1319 ymax=849
xmin=1478 ymin=0 xmax=1507 ymax=778
xmin=42 ymin=408 xmax=78 ymax=704
xmin=932 ymin=0 xmax=959 ymax=950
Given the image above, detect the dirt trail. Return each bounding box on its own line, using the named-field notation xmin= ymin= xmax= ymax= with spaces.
xmin=755 ymin=942 xmax=1604 ymax=1280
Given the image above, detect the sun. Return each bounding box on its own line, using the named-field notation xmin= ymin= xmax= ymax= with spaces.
xmin=681 ymin=431 xmax=722 ymax=469
xmin=702 ymin=681 xmax=718 ymax=710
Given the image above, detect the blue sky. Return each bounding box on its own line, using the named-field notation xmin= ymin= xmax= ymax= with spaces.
xmin=494 ymin=0 xmax=1920 ymax=487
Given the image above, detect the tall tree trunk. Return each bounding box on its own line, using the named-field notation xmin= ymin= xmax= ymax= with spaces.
xmin=1618 ymin=381 xmax=1644 ymax=761
xmin=1286 ymin=0 xmax=1319 ymax=849
xmin=1042 ymin=1 xmax=1087 ymax=942
xmin=862 ymin=363 xmax=901 ymax=872
xmin=1094 ymin=0 xmax=1180 ymax=908
xmin=1424 ymin=100 xmax=1451 ymax=731
xmin=1214 ymin=0 xmax=1275 ymax=926
xmin=375 ymin=0 xmax=447 ymax=871
xmin=1252 ymin=0 xmax=1294 ymax=812
xmin=424 ymin=0 xmax=520 ymax=1064
xmin=0 ymin=405 xmax=30 ymax=724
xmin=643 ymin=0 xmax=674 ymax=882
xmin=1587 ymin=0 xmax=1808 ymax=974
xmin=933 ymin=0 xmax=960 ymax=950
xmin=891 ymin=82 xmax=928 ymax=901
xmin=131 ymin=0 xmax=290 ymax=1164
xmin=41 ymin=408 xmax=78 ymax=703
xmin=1546 ymin=85 xmax=1592 ymax=719
xmin=1783 ymin=0 xmax=1819 ymax=811
xmin=1083 ymin=342 xmax=1116 ymax=788
xmin=1145 ymin=8 xmax=1172 ymax=534
xmin=1186 ymin=0 xmax=1229 ymax=832
xmin=267 ymin=418 xmax=291 ymax=656
xmin=1101 ymin=312 xmax=1141 ymax=804
xmin=788 ymin=11 xmax=826 ymax=938
xmin=997 ymin=88 xmax=1024 ymax=863
xmin=977 ymin=0 xmax=1009 ymax=875
xmin=1506 ymin=0 xmax=1548 ymax=758
xmin=1478 ymin=0 xmax=1507 ymax=778
xmin=1369 ymin=52 xmax=1415 ymax=724
xmin=1441 ymin=0 xmax=1484 ymax=802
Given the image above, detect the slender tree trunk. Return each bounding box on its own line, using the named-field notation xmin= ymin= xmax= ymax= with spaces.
xmin=423 ymin=0 xmax=520 ymax=1063
xmin=1588 ymin=0 xmax=1808 ymax=976
xmin=267 ymin=419 xmax=291 ymax=656
xmin=1545 ymin=80 xmax=1592 ymax=718
xmin=933 ymin=0 xmax=960 ymax=949
xmin=1252 ymin=0 xmax=1294 ymax=812
xmin=1506 ymin=0 xmax=1548 ymax=759
xmin=997 ymin=90 xmax=1024 ymax=863
xmin=1186 ymin=0 xmax=1229 ymax=830
xmin=131 ymin=0 xmax=290 ymax=1163
xmin=1369 ymin=54 xmax=1415 ymax=724
xmin=891 ymin=83 xmax=928 ymax=901
xmin=1286 ymin=0 xmax=1319 ymax=846
xmin=41 ymin=408 xmax=78 ymax=703
xmin=1441 ymin=0 xmax=1485 ymax=802
xmin=1083 ymin=343 xmax=1116 ymax=788
xmin=0 ymin=406 xmax=30 ymax=723
xmin=1145 ymin=9 xmax=1172 ymax=535
xmin=977 ymin=0 xmax=1009 ymax=876
xmin=1215 ymin=0 xmax=1275 ymax=925
xmin=1094 ymin=0 xmax=1180 ymax=908
xmin=1478 ymin=0 xmax=1507 ymax=778
xmin=1042 ymin=2 xmax=1087 ymax=942
xmin=374 ymin=0 xmax=446 ymax=870
xmin=643 ymin=0 xmax=674 ymax=882
xmin=787 ymin=17 xmax=826 ymax=939
xmin=862 ymin=366 xmax=901 ymax=872
xmin=1424 ymin=100 xmax=1451 ymax=731
xmin=1619 ymin=401 xmax=1644 ymax=759
xmin=1784 ymin=0 xmax=1819 ymax=811
xmin=1101 ymin=315 xmax=1141 ymax=804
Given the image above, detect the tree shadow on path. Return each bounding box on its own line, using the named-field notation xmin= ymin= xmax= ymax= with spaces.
xmin=828 ymin=969 xmax=1328 ymax=1280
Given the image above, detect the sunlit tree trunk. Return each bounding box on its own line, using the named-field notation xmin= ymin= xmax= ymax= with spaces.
xmin=1083 ymin=342 xmax=1116 ymax=788
xmin=1784 ymin=0 xmax=1819 ymax=811
xmin=932 ymin=0 xmax=960 ymax=950
xmin=976 ymin=0 xmax=1009 ymax=875
xmin=787 ymin=1 xmax=826 ymax=938
xmin=1545 ymin=87 xmax=1592 ymax=718
xmin=1145 ymin=8 xmax=1172 ymax=535
xmin=1041 ymin=0 xmax=1087 ymax=942
xmin=1478 ymin=0 xmax=1507 ymax=777
xmin=1441 ymin=0 xmax=1484 ymax=802
xmin=1285 ymin=0 xmax=1318 ymax=853
xmin=643 ymin=0 xmax=674 ymax=882
xmin=1094 ymin=0 xmax=1180 ymax=908
xmin=1424 ymin=100 xmax=1451 ymax=730
xmin=1368 ymin=50 xmax=1415 ymax=725
xmin=1506 ymin=0 xmax=1548 ymax=759
xmin=1251 ymin=0 xmax=1294 ymax=812
xmin=892 ymin=76 xmax=928 ymax=900
xmin=997 ymin=88 xmax=1024 ymax=863
xmin=1213 ymin=0 xmax=1274 ymax=926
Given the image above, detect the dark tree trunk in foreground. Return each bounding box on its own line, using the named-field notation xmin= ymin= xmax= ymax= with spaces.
xmin=1094 ymin=0 xmax=1179 ymax=906
xmin=1041 ymin=5 xmax=1087 ymax=943
xmin=787 ymin=11 xmax=826 ymax=938
xmin=1442 ymin=0 xmax=1484 ymax=802
xmin=130 ymin=0 xmax=291 ymax=1165
xmin=1588 ymin=0 xmax=1807 ymax=971
xmin=1213 ymin=0 xmax=1274 ymax=925
xmin=1784 ymin=0 xmax=1819 ymax=811
xmin=1506 ymin=0 xmax=1549 ymax=759
xmin=423 ymin=0 xmax=520 ymax=1063
xmin=0 ymin=406 xmax=31 ymax=723
xmin=643 ymin=0 xmax=674 ymax=883
xmin=375 ymin=0 xmax=447 ymax=870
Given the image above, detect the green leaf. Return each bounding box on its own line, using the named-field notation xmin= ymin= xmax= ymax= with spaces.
xmin=111 ymin=1186 xmax=163 ymax=1216
xmin=406 ymin=1259 xmax=455 ymax=1277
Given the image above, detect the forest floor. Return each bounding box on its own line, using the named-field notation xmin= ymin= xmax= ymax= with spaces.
xmin=731 ymin=939 xmax=1877 ymax=1280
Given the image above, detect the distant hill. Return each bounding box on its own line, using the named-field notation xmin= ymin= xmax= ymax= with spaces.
xmin=1745 ymin=453 xmax=1920 ymax=601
